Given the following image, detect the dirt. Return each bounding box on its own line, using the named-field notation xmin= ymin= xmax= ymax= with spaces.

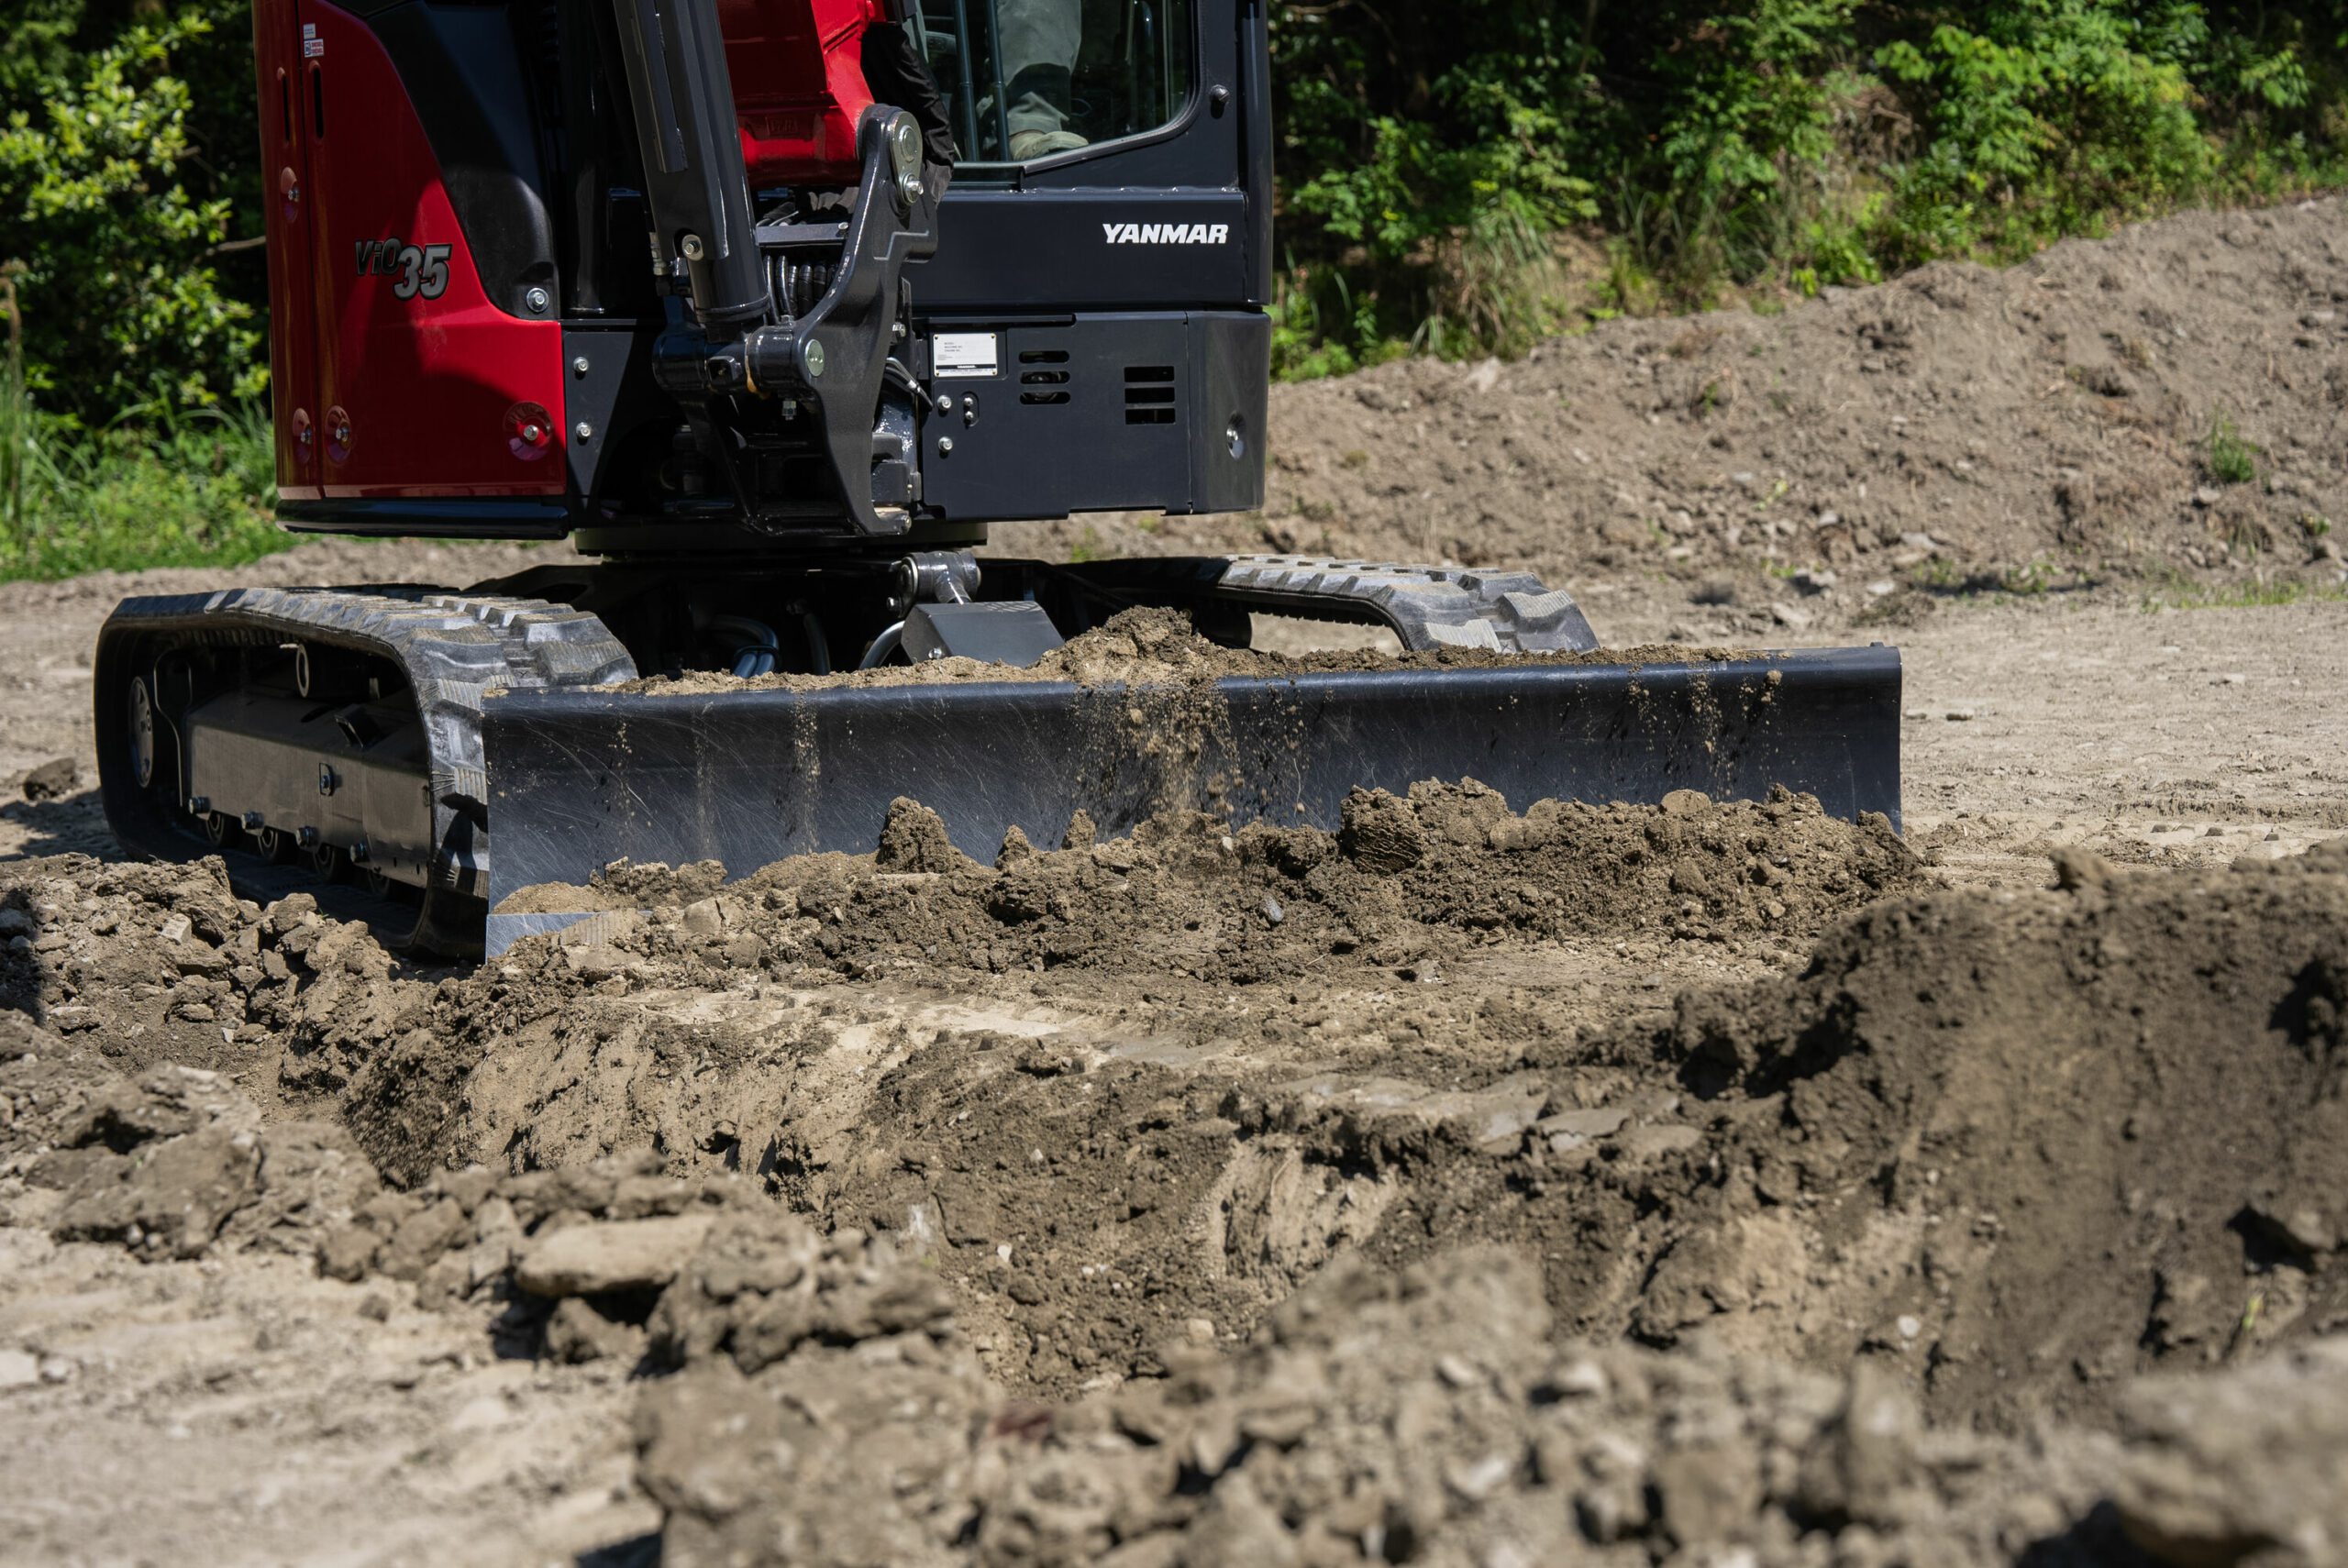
xmin=9 ymin=818 xmax=2348 ymax=1562
xmin=629 ymin=604 xmax=1756 ymax=697
xmin=7 ymin=200 xmax=2348 ymax=1565
xmin=497 ymin=783 xmax=1914 ymax=958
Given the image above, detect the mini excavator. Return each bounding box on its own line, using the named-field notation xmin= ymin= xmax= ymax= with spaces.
xmin=94 ymin=0 xmax=1900 ymax=955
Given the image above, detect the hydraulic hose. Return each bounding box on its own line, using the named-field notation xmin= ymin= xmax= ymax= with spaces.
xmin=799 ymin=609 xmax=832 ymax=676
xmin=710 ymin=614 xmax=781 ymax=679
xmin=858 ymin=619 xmax=905 ymax=669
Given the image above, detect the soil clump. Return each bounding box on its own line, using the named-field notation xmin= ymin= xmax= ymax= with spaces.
xmin=502 ymin=783 xmax=1916 ymax=978
xmin=623 ymin=603 xmax=1753 ymax=697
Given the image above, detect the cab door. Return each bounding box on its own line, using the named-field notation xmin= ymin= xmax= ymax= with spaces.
xmin=252 ymin=0 xmax=321 ymax=497
xmin=293 ymin=0 xmax=566 ymax=499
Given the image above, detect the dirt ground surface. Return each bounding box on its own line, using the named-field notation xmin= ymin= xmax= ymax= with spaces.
xmin=6 ymin=201 xmax=2348 ymax=1568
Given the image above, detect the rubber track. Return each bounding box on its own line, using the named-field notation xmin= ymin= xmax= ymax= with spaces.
xmin=1209 ymin=556 xmax=1600 ymax=653
xmin=100 ymin=586 xmax=637 ymax=900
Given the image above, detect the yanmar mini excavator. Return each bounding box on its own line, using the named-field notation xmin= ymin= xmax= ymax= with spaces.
xmin=94 ymin=0 xmax=1900 ymax=954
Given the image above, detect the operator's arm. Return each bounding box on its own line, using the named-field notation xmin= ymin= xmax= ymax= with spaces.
xmin=863 ymin=1 xmax=960 ymax=165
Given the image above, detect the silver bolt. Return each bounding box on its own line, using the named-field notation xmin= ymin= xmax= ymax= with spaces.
xmin=935 ymin=393 xmax=953 ymax=414
xmin=804 ymin=339 xmax=826 ymax=379
xmin=574 ymin=422 xmax=593 ymax=442
xmin=525 ymin=286 xmax=551 ymax=314
xmin=681 ymin=234 xmax=705 ymax=261
xmin=571 ymin=356 xmax=591 ymax=376
xmin=937 ymin=436 xmax=954 ymax=455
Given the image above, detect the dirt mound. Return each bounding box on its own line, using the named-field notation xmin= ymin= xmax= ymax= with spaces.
xmin=1030 ymin=199 xmax=2348 ymax=624
xmin=1305 ymin=840 xmax=2348 ymax=1434
xmin=512 ymin=783 xmax=1916 ymax=982
xmin=1644 ymin=842 xmax=2348 ymax=1425
xmin=626 ymin=604 xmax=1752 ymax=697
xmin=357 ymin=834 xmax=2348 ymax=1429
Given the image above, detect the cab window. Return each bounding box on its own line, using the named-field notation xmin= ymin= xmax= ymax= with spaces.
xmin=905 ymin=0 xmax=1193 ymax=166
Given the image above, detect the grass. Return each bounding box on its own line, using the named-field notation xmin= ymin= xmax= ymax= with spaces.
xmin=0 ymin=404 xmax=287 ymax=583
xmin=2139 ymin=577 xmax=2348 ymax=612
xmin=3 ymin=294 xmax=288 ymax=584
xmin=2205 ymin=414 xmax=2261 ymax=486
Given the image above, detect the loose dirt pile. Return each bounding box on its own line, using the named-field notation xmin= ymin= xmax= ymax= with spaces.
xmin=0 ymin=1016 xmax=375 ymax=1259
xmin=507 ymin=782 xmax=1915 ymax=977
xmin=15 ymin=826 xmax=2347 ymax=1428
xmin=0 ymin=1021 xmax=2308 ymax=1568
xmin=1640 ymin=842 xmax=2348 ymax=1420
xmin=635 ymin=1243 xmax=2348 ymax=1568
xmin=10 ymin=1035 xmax=2342 ymax=1568
xmin=1033 ymin=199 xmax=2348 ymax=624
xmin=1 ymin=856 xmax=425 ymax=1094
xmin=628 ymin=604 xmax=1751 ymax=697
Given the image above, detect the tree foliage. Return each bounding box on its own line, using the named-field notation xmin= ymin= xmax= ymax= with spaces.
xmin=1270 ymin=0 xmax=2348 ymax=372
xmin=0 ymin=0 xmax=261 ymax=423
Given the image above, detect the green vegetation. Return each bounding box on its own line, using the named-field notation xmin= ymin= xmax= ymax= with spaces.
xmin=6 ymin=0 xmax=2348 ymax=576
xmin=2205 ymin=412 xmax=2263 ymax=483
xmin=2 ymin=0 xmax=279 ymax=580
xmin=2140 ymin=576 xmax=2348 ymax=610
xmin=1270 ymin=0 xmax=2348 ymax=375
xmin=2 ymin=277 xmax=281 ymax=580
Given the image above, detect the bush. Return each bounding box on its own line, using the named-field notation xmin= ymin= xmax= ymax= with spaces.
xmin=3 ymin=275 xmax=282 ymax=582
xmin=0 ymin=0 xmax=262 ymax=423
xmin=1269 ymin=0 xmax=2348 ymax=370
xmin=2205 ymin=413 xmax=2262 ymax=485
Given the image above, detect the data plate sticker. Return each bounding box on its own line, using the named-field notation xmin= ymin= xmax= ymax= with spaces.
xmin=933 ymin=332 xmax=1000 ymax=380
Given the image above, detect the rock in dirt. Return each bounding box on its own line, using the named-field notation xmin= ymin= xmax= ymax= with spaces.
xmin=2110 ymin=1337 xmax=2348 ymax=1568
xmin=631 ymin=1212 xmax=990 ymax=1567
xmin=17 ymin=757 xmax=77 ymax=801
xmin=0 ymin=1350 xmax=42 ymax=1393
xmin=648 ymin=1209 xmax=957 ymax=1375
xmin=515 ymin=1213 xmax=716 ymax=1297
xmin=3 ymin=1026 xmax=380 ymax=1260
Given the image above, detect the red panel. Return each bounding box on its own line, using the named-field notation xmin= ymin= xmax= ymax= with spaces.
xmin=296 ymin=1 xmax=565 ymax=498
xmin=722 ymin=0 xmax=881 ymax=187
xmin=252 ymin=0 xmax=319 ymax=497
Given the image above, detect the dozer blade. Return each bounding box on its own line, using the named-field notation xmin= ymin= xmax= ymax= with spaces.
xmin=479 ymin=646 xmax=1900 ymax=954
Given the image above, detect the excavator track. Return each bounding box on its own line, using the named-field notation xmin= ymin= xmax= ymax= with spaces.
xmin=1205 ymin=555 xmax=1601 ymax=652
xmin=94 ymin=587 xmax=637 ymax=956
xmin=1062 ymin=554 xmax=1602 ymax=654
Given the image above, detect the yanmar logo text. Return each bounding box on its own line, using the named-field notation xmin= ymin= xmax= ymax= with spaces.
xmin=1102 ymin=221 xmax=1230 ymax=244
